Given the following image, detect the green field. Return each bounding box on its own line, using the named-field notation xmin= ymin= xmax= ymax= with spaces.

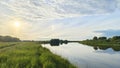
xmin=0 ymin=42 xmax=76 ymax=68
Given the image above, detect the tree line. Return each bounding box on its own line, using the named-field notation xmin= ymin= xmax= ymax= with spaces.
xmin=80 ymin=36 xmax=120 ymax=51
xmin=93 ymin=36 xmax=120 ymax=42
xmin=0 ymin=35 xmax=21 ymax=42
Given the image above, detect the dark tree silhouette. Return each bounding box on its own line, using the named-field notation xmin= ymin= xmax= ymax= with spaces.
xmin=98 ymin=37 xmax=107 ymax=40
xmin=0 ymin=35 xmax=21 ymax=42
xmin=112 ymin=36 xmax=120 ymax=40
xmin=93 ymin=36 xmax=98 ymax=40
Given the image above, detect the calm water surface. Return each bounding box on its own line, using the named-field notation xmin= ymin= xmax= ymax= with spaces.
xmin=42 ymin=43 xmax=120 ymax=68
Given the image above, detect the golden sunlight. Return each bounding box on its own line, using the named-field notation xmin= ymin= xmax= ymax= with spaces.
xmin=14 ymin=21 xmax=21 ymax=27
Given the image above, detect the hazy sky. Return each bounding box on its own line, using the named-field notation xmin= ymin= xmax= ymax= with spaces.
xmin=0 ymin=0 xmax=120 ymax=40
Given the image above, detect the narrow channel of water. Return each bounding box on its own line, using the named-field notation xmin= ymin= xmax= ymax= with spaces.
xmin=42 ymin=43 xmax=120 ymax=68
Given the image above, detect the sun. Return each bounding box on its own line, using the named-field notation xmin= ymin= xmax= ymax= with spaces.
xmin=14 ymin=21 xmax=20 ymax=27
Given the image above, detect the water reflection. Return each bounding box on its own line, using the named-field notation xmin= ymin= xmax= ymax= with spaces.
xmin=40 ymin=39 xmax=79 ymax=46
xmin=42 ymin=43 xmax=120 ymax=68
xmin=92 ymin=45 xmax=120 ymax=51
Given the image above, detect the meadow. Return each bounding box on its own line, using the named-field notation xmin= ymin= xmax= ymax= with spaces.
xmin=0 ymin=42 xmax=76 ymax=68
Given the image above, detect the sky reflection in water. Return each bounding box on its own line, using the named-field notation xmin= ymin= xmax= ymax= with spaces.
xmin=42 ymin=43 xmax=120 ymax=68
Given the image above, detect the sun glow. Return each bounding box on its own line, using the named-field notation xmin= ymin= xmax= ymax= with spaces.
xmin=14 ymin=21 xmax=20 ymax=27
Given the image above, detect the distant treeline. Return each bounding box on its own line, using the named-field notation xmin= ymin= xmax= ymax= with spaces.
xmin=82 ymin=36 xmax=120 ymax=42
xmin=92 ymin=36 xmax=120 ymax=42
xmin=0 ymin=35 xmax=21 ymax=42
xmin=80 ymin=36 xmax=120 ymax=51
xmin=80 ymin=36 xmax=120 ymax=46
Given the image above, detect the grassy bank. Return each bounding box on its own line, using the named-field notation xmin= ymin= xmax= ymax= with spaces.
xmin=80 ymin=40 xmax=120 ymax=51
xmin=80 ymin=40 xmax=120 ymax=46
xmin=0 ymin=42 xmax=76 ymax=68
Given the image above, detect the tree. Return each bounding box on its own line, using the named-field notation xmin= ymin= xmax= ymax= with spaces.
xmin=0 ymin=35 xmax=21 ymax=42
xmin=112 ymin=36 xmax=120 ymax=40
xmin=111 ymin=36 xmax=120 ymax=42
xmin=93 ymin=36 xmax=98 ymax=40
xmin=98 ymin=37 xmax=107 ymax=40
xmin=50 ymin=39 xmax=60 ymax=46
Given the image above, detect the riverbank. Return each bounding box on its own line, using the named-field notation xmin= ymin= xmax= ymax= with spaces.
xmin=0 ymin=42 xmax=76 ymax=68
xmin=80 ymin=40 xmax=120 ymax=51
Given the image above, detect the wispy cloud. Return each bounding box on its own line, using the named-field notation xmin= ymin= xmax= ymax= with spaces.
xmin=0 ymin=0 xmax=120 ymax=40
xmin=0 ymin=0 xmax=119 ymax=20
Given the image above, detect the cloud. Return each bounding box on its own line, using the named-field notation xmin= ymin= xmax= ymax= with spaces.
xmin=0 ymin=0 xmax=120 ymax=40
xmin=56 ymin=0 xmax=117 ymax=14
xmin=95 ymin=29 xmax=120 ymax=37
xmin=0 ymin=0 xmax=119 ymax=20
xmin=116 ymin=0 xmax=120 ymax=8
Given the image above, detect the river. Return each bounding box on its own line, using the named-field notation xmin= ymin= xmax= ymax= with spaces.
xmin=42 ymin=43 xmax=120 ymax=68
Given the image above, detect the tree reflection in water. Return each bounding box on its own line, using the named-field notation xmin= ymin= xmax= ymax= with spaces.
xmin=93 ymin=45 xmax=120 ymax=51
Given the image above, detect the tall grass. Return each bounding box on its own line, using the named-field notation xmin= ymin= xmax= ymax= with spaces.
xmin=0 ymin=42 xmax=76 ymax=68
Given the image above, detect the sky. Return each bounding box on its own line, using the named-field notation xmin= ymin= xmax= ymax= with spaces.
xmin=0 ymin=0 xmax=120 ymax=40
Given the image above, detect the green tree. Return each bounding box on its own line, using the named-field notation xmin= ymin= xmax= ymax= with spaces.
xmin=112 ymin=36 xmax=120 ymax=40
xmin=98 ymin=37 xmax=107 ymax=40
xmin=93 ymin=36 xmax=98 ymax=40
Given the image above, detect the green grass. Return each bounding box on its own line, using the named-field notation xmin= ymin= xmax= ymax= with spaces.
xmin=0 ymin=42 xmax=18 ymax=49
xmin=80 ymin=40 xmax=120 ymax=51
xmin=0 ymin=42 xmax=76 ymax=68
xmin=80 ymin=40 xmax=120 ymax=46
